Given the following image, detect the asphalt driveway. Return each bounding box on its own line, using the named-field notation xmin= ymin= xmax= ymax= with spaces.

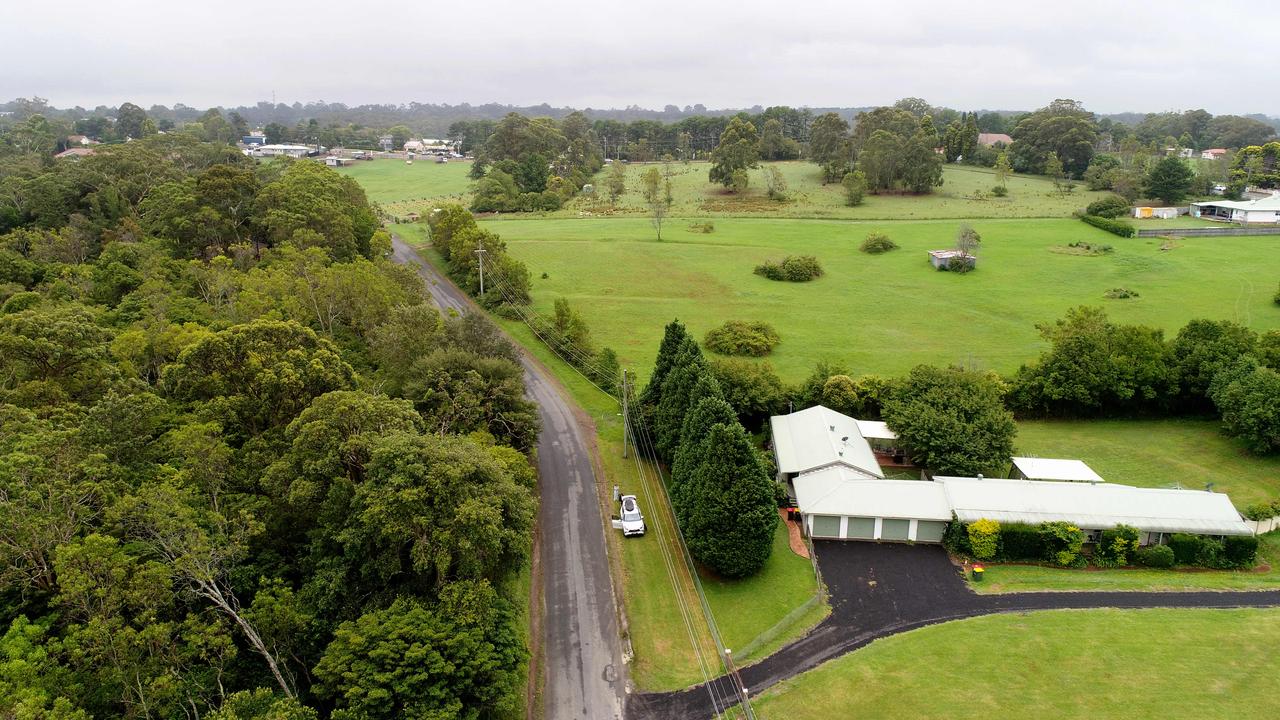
xmin=627 ymin=540 xmax=1280 ymax=720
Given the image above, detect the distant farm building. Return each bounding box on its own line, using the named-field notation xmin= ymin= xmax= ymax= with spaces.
xmin=1133 ymin=206 xmax=1179 ymax=219
xmin=977 ymin=133 xmax=1013 ymax=147
xmin=54 ymin=147 xmax=96 ymax=159
xmin=928 ymin=249 xmax=976 ymax=271
xmin=254 ymin=144 xmax=311 ymax=158
xmin=1201 ymin=148 xmax=1229 ymax=160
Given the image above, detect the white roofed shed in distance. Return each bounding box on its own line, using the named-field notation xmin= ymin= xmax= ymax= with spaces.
xmin=935 ymin=476 xmax=1251 ymax=536
xmin=769 ymin=406 xmax=883 ymax=478
xmin=1011 ymin=457 xmax=1104 ymax=483
xmin=794 ymin=467 xmax=951 ymax=521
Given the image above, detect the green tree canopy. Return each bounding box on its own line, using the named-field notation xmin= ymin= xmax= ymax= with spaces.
xmin=709 ymin=117 xmax=760 ymax=188
xmin=883 ymin=365 xmax=1017 ymax=476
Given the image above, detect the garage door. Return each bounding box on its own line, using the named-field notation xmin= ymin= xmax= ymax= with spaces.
xmin=811 ymin=515 xmax=841 ymax=538
xmin=915 ymin=520 xmax=947 ymax=543
xmin=881 ymin=519 xmax=911 ymax=541
xmin=845 ymin=517 xmax=875 ymax=539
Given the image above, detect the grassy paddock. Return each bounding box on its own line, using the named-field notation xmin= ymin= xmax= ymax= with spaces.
xmin=1017 ymin=419 xmax=1280 ymax=506
xmin=482 ymin=215 xmax=1280 ymax=383
xmin=747 ymin=608 xmax=1280 ymax=720
xmin=576 ymin=162 xmax=1113 ymax=220
xmin=335 ymin=158 xmax=474 ymax=214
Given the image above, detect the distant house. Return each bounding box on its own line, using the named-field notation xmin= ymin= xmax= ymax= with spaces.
xmin=66 ymin=134 xmax=98 ymax=146
xmin=242 ymin=135 xmax=267 ymax=146
xmin=1191 ymin=196 xmax=1280 ymax=224
xmin=1010 ymin=457 xmax=1104 ymax=483
xmin=1201 ymin=148 xmax=1229 ymax=160
xmin=928 ymin=249 xmax=976 ymax=270
xmin=324 ymin=156 xmax=355 ymax=167
xmin=403 ymin=140 xmax=425 ymax=153
xmin=977 ymin=133 xmax=1013 ymax=147
xmin=1165 ymin=147 xmax=1195 ymax=159
xmin=54 ymin=147 xmax=95 ymax=160
xmin=254 ymin=144 xmax=311 ymax=158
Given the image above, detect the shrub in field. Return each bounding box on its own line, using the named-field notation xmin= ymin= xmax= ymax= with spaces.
xmin=1135 ymin=544 xmax=1175 ymax=568
xmin=860 ymin=232 xmax=898 ymax=254
xmin=998 ymin=523 xmax=1043 ymax=560
xmin=1039 ymin=521 xmax=1085 ymax=566
xmin=1104 ymin=287 xmax=1140 ymax=299
xmin=1081 ymin=214 xmax=1137 ymax=237
xmin=1274 ymin=281 xmax=1280 ymax=306
xmin=1224 ymin=535 xmax=1260 ymax=568
xmin=842 ymin=170 xmax=867 ymax=206
xmin=991 ymin=185 xmax=1008 ymax=197
xmin=966 ymin=518 xmax=1001 ymax=560
xmin=754 ymin=255 xmax=823 ymax=282
xmin=704 ymin=320 xmax=780 ymax=357
xmin=1086 ymin=195 xmax=1131 ymax=219
xmin=1098 ymin=524 xmax=1140 ymax=565
xmin=688 ymin=221 xmax=715 ymax=233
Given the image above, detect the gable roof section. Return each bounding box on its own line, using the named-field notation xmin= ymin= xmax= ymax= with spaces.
xmin=770 ymin=406 xmax=883 ymax=478
xmin=794 ymin=467 xmax=951 ymax=521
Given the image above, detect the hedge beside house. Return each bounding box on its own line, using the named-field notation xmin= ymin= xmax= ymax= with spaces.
xmin=1081 ymin=214 xmax=1137 ymax=237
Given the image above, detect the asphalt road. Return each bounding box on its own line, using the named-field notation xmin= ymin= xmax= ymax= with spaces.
xmin=391 ymin=237 xmax=626 ymax=720
xmin=630 ymin=541 xmax=1280 ymax=720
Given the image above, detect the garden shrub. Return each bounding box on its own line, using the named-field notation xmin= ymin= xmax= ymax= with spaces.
xmin=754 ymin=255 xmax=823 ymax=282
xmin=1243 ymin=500 xmax=1280 ymax=521
xmin=1167 ymin=533 xmax=1202 ymax=565
xmin=860 ymin=232 xmax=898 ymax=254
xmin=966 ymin=518 xmax=1001 ymax=560
xmin=1135 ymin=544 xmax=1175 ymax=568
xmin=1039 ymin=521 xmax=1085 ymax=566
xmin=703 ymin=320 xmax=781 ymax=357
xmin=991 ymin=185 xmax=1008 ymax=197
xmin=942 ymin=516 xmax=970 ymax=556
xmin=1196 ymin=537 xmax=1226 ymax=568
xmin=1080 ymin=214 xmax=1137 ymax=238
xmin=1224 ymin=535 xmax=1260 ymax=568
xmin=1098 ymin=524 xmax=1140 ymax=565
xmin=1274 ymin=281 xmax=1280 ymax=306
xmin=998 ymin=523 xmax=1043 ymax=561
xmin=1086 ymin=195 xmax=1131 ymax=219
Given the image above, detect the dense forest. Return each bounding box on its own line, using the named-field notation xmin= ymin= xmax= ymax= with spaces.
xmin=0 ymin=134 xmax=540 ymax=718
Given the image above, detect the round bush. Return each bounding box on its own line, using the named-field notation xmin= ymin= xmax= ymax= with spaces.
xmin=860 ymin=232 xmax=898 ymax=254
xmin=1 ymin=291 xmax=42 ymax=314
xmin=1135 ymin=544 xmax=1175 ymax=568
xmin=704 ymin=321 xmax=780 ymax=357
xmin=991 ymin=185 xmax=1008 ymax=197
xmin=781 ymin=255 xmax=823 ymax=281
xmin=1086 ymin=195 xmax=1131 ymax=219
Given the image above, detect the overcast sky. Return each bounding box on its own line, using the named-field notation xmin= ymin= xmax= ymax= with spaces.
xmin=3 ymin=0 xmax=1277 ymax=116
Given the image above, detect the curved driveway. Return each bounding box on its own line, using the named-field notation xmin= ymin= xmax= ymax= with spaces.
xmin=628 ymin=541 xmax=1280 ymax=720
xmin=392 ymin=237 xmax=626 ymax=720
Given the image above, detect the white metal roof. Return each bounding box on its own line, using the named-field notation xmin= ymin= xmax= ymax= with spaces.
xmin=1010 ymin=457 xmax=1104 ymax=483
xmin=794 ymin=467 xmax=952 ymax=521
xmin=935 ymin=476 xmax=1251 ymax=536
xmin=1192 ymin=197 xmax=1280 ymax=212
xmin=855 ymin=420 xmax=897 ymax=441
xmin=769 ymin=406 xmax=883 ymax=478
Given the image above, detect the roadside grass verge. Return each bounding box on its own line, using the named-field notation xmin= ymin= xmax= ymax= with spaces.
xmin=747 ymin=608 xmax=1280 ymax=720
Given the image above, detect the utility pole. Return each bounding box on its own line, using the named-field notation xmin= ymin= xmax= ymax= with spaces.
xmin=621 ymin=369 xmax=629 ymax=459
xmin=475 ymin=238 xmax=487 ymax=297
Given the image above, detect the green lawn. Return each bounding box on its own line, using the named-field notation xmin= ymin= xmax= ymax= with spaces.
xmin=1017 ymin=419 xmax=1280 ymax=506
xmin=335 ymin=158 xmax=475 ymax=215
xmin=747 ymin=608 xmax=1280 ymax=720
xmin=971 ymin=532 xmax=1280 ymax=593
xmin=480 ymin=215 xmax=1280 ymax=384
xmin=574 ymin=162 xmax=1112 ymax=220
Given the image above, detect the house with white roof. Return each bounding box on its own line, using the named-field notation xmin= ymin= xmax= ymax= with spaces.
xmin=1191 ymin=196 xmax=1280 ymax=224
xmin=772 ymin=406 xmax=1251 ymax=545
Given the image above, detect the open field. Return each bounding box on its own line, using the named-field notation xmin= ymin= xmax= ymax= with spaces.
xmin=477 ymin=216 xmax=1280 ymax=383
xmin=971 ymin=532 xmax=1280 ymax=593
xmin=335 ymin=158 xmax=474 ymax=215
xmin=1018 ymin=419 xmax=1280 ymax=506
xmin=574 ymin=162 xmax=1115 ymax=220
xmin=746 ymin=608 xmax=1280 ymax=720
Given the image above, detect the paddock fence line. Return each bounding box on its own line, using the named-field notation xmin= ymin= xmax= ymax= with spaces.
xmin=1135 ymin=227 xmax=1280 ymax=238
